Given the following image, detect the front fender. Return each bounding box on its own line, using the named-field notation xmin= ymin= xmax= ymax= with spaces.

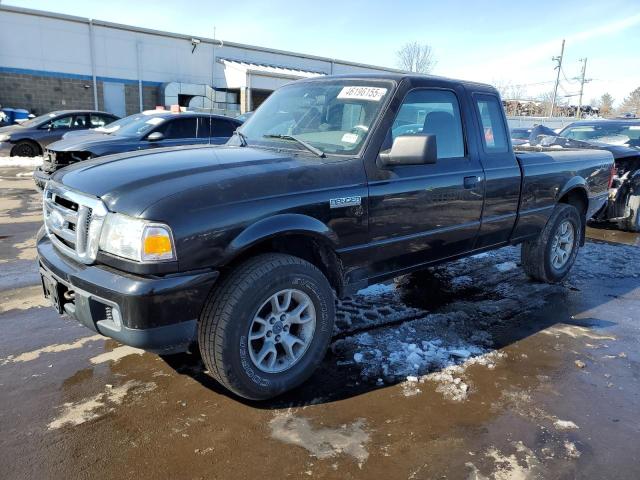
xmin=225 ymin=213 xmax=339 ymax=259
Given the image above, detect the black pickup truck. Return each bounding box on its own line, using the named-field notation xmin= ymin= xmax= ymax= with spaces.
xmin=37 ymin=74 xmax=613 ymax=400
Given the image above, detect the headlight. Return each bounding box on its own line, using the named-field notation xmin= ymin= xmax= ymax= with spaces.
xmin=0 ymin=134 xmax=10 ymax=142
xmin=99 ymin=213 xmax=176 ymax=262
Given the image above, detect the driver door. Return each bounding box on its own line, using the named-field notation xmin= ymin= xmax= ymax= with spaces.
xmin=363 ymin=83 xmax=484 ymax=276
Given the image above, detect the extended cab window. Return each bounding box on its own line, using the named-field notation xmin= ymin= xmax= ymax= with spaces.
xmin=475 ymin=95 xmax=509 ymax=153
xmin=390 ymin=89 xmax=465 ymax=159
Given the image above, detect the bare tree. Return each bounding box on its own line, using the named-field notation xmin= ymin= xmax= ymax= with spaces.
xmin=618 ymin=86 xmax=640 ymax=116
xmin=396 ymin=42 xmax=436 ymax=74
xmin=599 ymin=93 xmax=615 ymax=117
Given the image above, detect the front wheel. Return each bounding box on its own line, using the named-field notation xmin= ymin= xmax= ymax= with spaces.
xmin=198 ymin=253 xmax=335 ymax=400
xmin=11 ymin=140 xmax=40 ymax=157
xmin=521 ymin=204 xmax=582 ymax=283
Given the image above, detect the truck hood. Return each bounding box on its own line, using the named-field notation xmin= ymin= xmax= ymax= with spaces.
xmin=48 ymin=132 xmax=122 ymax=152
xmin=52 ymin=145 xmax=315 ymax=217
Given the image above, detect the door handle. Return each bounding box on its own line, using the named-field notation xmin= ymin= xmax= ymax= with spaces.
xmin=464 ymin=176 xmax=480 ymax=189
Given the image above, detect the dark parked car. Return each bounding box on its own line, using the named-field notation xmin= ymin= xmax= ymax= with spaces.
xmin=37 ymin=74 xmax=613 ymax=400
xmin=522 ymin=120 xmax=640 ymax=231
xmin=557 ymin=119 xmax=640 ymax=148
xmin=33 ymin=111 xmax=242 ymax=189
xmin=510 ymin=127 xmax=532 ymax=146
xmin=0 ymin=110 xmax=118 ymax=157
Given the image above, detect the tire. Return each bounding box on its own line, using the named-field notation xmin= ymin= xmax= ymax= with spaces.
xmin=10 ymin=140 xmax=40 ymax=157
xmin=521 ymin=204 xmax=582 ymax=283
xmin=198 ymin=253 xmax=335 ymax=400
xmin=623 ymin=195 xmax=640 ymax=232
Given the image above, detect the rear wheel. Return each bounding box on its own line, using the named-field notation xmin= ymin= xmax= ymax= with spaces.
xmin=198 ymin=253 xmax=335 ymax=400
xmin=521 ymin=203 xmax=582 ymax=283
xmin=10 ymin=140 xmax=40 ymax=157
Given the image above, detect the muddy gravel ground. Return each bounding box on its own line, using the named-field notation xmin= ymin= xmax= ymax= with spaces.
xmin=1 ymin=166 xmax=639 ymax=480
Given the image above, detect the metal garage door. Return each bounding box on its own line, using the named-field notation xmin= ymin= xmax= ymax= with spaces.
xmin=103 ymin=82 xmax=126 ymax=117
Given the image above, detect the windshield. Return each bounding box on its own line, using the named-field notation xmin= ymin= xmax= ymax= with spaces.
xmin=559 ymin=123 xmax=640 ymax=146
xmin=20 ymin=112 xmax=59 ymax=128
xmin=93 ymin=114 xmax=141 ymax=133
xmin=107 ymin=114 xmax=168 ymax=137
xmin=238 ymin=80 xmax=393 ymax=155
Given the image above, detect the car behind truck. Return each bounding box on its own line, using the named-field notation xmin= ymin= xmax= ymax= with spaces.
xmin=37 ymin=74 xmax=613 ymax=400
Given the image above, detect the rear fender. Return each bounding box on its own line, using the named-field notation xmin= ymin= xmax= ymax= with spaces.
xmin=556 ymin=176 xmax=589 ymax=203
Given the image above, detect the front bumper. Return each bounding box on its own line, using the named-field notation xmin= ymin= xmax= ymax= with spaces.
xmin=33 ymin=167 xmax=50 ymax=191
xmin=37 ymin=230 xmax=219 ymax=353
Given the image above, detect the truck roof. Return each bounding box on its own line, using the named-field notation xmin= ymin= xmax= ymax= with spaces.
xmin=299 ymin=73 xmax=498 ymax=93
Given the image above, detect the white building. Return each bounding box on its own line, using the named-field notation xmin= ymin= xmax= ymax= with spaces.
xmin=0 ymin=5 xmax=399 ymax=117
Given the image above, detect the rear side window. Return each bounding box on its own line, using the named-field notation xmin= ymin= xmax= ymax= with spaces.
xmin=196 ymin=117 xmax=211 ymax=138
xmin=475 ymin=95 xmax=509 ymax=153
xmin=390 ymin=89 xmax=465 ymax=159
xmin=212 ymin=120 xmax=237 ymax=138
xmin=90 ymin=114 xmax=113 ymax=128
xmin=50 ymin=116 xmax=72 ymax=129
xmin=161 ymin=118 xmax=198 ymax=139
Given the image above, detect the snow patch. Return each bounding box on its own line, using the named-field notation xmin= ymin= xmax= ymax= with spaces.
xmin=48 ymin=381 xmax=156 ymax=429
xmin=89 ymin=345 xmax=145 ymax=364
xmin=269 ymin=411 xmax=370 ymax=466
xmin=356 ymin=282 xmax=395 ymax=296
xmin=0 ymin=335 xmax=103 ymax=365
xmin=554 ymin=419 xmax=579 ymax=430
xmin=0 ymin=156 xmax=42 ymax=167
xmin=495 ymin=261 xmax=517 ymax=272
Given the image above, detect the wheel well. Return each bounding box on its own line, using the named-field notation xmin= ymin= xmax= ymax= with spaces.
xmin=224 ymin=234 xmax=344 ymax=295
xmin=559 ymin=188 xmax=588 ymax=219
xmin=10 ymin=139 xmax=42 ymax=156
xmin=559 ymin=188 xmax=588 ymax=245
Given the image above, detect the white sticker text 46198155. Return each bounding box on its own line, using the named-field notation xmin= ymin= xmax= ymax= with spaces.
xmin=337 ymin=86 xmax=387 ymax=102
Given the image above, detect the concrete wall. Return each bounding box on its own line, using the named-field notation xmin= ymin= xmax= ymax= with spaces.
xmin=0 ymin=71 xmax=159 ymax=116
xmin=0 ymin=71 xmax=102 ymax=115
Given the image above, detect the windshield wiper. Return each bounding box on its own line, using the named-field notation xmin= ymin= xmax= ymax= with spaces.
xmin=263 ymin=134 xmax=325 ymax=158
xmin=233 ymin=130 xmax=248 ymax=147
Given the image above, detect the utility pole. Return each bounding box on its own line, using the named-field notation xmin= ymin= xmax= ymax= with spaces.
xmin=575 ymin=58 xmax=590 ymax=119
xmin=549 ymin=39 xmax=565 ymax=118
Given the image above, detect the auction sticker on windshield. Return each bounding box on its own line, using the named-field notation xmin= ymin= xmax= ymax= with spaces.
xmin=338 ymin=86 xmax=387 ymax=101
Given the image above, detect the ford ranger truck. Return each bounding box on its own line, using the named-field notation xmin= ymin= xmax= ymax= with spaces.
xmin=37 ymin=74 xmax=613 ymax=400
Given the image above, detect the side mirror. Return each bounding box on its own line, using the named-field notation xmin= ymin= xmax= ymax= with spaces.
xmin=147 ymin=131 xmax=165 ymax=142
xmin=379 ymin=134 xmax=437 ymax=166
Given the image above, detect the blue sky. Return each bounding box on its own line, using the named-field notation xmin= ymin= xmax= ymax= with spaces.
xmin=5 ymin=0 xmax=640 ymax=105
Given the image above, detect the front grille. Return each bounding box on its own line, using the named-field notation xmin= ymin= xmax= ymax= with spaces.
xmin=43 ymin=182 xmax=108 ymax=264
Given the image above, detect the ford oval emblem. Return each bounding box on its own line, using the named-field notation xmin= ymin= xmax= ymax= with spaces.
xmin=50 ymin=210 xmax=65 ymax=230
